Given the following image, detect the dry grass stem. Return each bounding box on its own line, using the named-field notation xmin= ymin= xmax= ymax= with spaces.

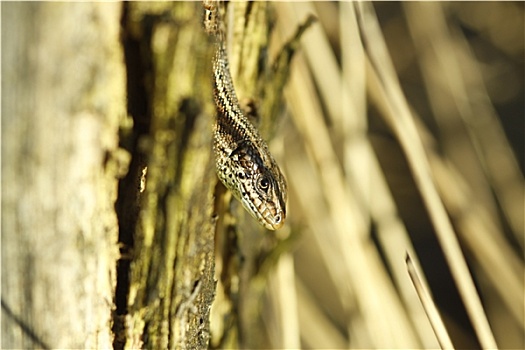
xmin=232 ymin=2 xmax=523 ymax=348
xmin=406 ymin=253 xmax=455 ymax=349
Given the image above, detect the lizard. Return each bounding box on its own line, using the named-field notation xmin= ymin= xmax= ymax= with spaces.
xmin=203 ymin=1 xmax=287 ymax=230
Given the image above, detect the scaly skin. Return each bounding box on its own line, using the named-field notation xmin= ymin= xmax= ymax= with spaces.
xmin=204 ymin=1 xmax=287 ymax=230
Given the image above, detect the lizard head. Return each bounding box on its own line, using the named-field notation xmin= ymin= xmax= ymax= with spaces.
xmin=218 ymin=141 xmax=287 ymax=230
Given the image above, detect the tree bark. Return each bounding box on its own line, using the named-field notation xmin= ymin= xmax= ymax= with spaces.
xmin=2 ymin=3 xmax=124 ymax=349
xmin=2 ymin=1 xmax=218 ymax=349
xmin=2 ymin=2 xmax=304 ymax=349
xmin=117 ymin=2 xmax=217 ymax=349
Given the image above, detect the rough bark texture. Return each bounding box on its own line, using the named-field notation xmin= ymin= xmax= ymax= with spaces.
xmin=2 ymin=3 xmax=125 ymax=349
xmin=116 ymin=3 xmax=217 ymax=349
xmin=2 ymin=2 xmax=217 ymax=349
xmin=2 ymin=2 xmax=300 ymax=349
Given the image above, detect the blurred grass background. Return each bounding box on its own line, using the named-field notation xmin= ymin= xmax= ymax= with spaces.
xmin=250 ymin=2 xmax=523 ymax=349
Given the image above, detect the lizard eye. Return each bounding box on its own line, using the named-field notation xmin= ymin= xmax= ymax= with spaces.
xmin=258 ymin=176 xmax=270 ymax=192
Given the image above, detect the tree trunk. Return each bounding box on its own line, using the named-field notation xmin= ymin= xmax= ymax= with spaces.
xmin=3 ymin=0 xmax=219 ymax=348
xmin=2 ymin=2 xmax=301 ymax=349
xmin=2 ymin=3 xmax=124 ymax=349
xmin=116 ymin=2 xmax=217 ymax=349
